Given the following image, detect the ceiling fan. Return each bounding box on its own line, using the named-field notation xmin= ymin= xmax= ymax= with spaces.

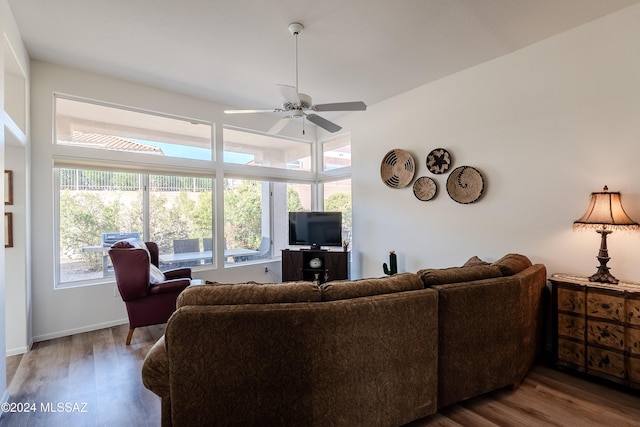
xmin=224 ymin=22 xmax=366 ymax=134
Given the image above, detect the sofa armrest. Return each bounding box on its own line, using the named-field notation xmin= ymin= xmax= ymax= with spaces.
xmin=149 ymin=279 xmax=191 ymax=295
xmin=142 ymin=335 xmax=170 ymax=398
xmin=164 ymin=268 xmax=192 ymax=280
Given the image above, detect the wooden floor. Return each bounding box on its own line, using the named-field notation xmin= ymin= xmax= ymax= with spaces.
xmin=2 ymin=324 xmax=640 ymax=427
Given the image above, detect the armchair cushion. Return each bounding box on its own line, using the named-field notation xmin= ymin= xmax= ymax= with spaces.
xmin=149 ymin=264 xmax=166 ymax=284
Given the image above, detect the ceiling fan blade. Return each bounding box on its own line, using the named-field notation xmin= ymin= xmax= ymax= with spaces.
xmin=306 ymin=114 xmax=342 ymax=133
xmin=277 ymin=84 xmax=301 ymax=105
xmin=313 ymin=101 xmax=367 ymax=112
xmin=268 ymin=117 xmax=290 ymax=134
xmin=224 ymin=108 xmax=283 ymax=114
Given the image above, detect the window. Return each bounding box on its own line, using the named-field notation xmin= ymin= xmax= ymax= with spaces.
xmin=55 ymin=96 xmax=212 ymax=161
xmin=322 ymin=134 xmax=351 ymax=170
xmin=223 ymin=127 xmax=311 ymax=170
xmin=323 ymin=179 xmax=352 ymax=245
xmin=57 ymin=168 xmax=213 ymax=286
xmin=223 ymin=179 xmax=312 ymax=264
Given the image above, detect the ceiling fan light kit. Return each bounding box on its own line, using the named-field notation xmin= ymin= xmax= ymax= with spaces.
xmin=224 ymin=22 xmax=366 ymax=134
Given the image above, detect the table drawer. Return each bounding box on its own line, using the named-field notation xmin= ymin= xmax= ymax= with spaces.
xmin=587 ymin=319 xmax=624 ymax=350
xmin=628 ymin=298 xmax=640 ymax=327
xmin=629 ymin=356 xmax=640 ymax=384
xmin=557 ymin=287 xmax=585 ymax=314
xmin=557 ymin=313 xmax=585 ymax=341
xmin=628 ymin=327 xmax=640 ymax=356
xmin=587 ymin=291 xmax=624 ymax=322
xmin=587 ymin=346 xmax=625 ymax=379
xmin=557 ymin=338 xmax=584 ymax=368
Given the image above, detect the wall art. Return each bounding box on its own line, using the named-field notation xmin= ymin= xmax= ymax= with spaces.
xmin=426 ymin=148 xmax=451 ymax=174
xmin=4 ymin=170 xmax=13 ymax=205
xmin=413 ymin=176 xmax=437 ymax=201
xmin=446 ymin=166 xmax=485 ymax=204
xmin=380 ymin=149 xmax=415 ymax=188
xmin=5 ymin=212 xmax=13 ymax=248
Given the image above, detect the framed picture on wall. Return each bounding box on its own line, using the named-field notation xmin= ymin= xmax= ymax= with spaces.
xmin=5 ymin=170 xmax=13 ymax=205
xmin=5 ymin=212 xmax=13 ymax=248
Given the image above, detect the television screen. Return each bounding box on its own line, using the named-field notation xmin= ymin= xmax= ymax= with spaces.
xmin=289 ymin=212 xmax=342 ymax=249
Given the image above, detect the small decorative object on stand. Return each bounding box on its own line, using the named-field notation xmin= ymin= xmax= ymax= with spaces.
xmin=342 ymin=240 xmax=349 ymax=251
xmin=573 ymin=185 xmax=639 ymax=284
xmin=309 ymin=257 xmax=322 ymax=269
xmin=383 ymin=251 xmax=398 ymax=275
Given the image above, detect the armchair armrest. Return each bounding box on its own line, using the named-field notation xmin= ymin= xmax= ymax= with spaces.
xmin=164 ymin=268 xmax=192 ymax=280
xmin=149 ymin=279 xmax=191 ymax=296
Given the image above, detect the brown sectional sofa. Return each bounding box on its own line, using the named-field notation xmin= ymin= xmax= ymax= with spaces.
xmin=142 ymin=254 xmax=547 ymax=426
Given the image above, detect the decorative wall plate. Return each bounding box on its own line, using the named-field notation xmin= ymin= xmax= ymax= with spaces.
xmin=446 ymin=166 xmax=485 ymax=204
xmin=413 ymin=177 xmax=437 ymax=201
xmin=426 ymin=148 xmax=452 ymax=174
xmin=380 ymin=149 xmax=416 ymax=188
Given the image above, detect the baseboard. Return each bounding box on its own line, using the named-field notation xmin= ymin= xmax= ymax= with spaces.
xmin=32 ymin=318 xmax=129 ymax=343
xmin=6 ymin=345 xmax=30 ymax=357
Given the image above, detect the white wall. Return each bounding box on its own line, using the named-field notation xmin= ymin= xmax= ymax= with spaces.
xmin=30 ymin=61 xmax=308 ymax=342
xmin=336 ymin=4 xmax=640 ymax=281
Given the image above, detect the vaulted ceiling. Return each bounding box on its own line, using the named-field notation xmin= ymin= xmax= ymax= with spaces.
xmin=9 ymin=0 xmax=640 ymax=111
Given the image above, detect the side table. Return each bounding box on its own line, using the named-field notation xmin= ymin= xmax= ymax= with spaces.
xmin=550 ymin=273 xmax=640 ymax=389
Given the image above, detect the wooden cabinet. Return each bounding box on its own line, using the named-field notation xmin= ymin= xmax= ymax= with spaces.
xmin=281 ymin=249 xmax=348 ymax=284
xmin=551 ymin=273 xmax=640 ymax=389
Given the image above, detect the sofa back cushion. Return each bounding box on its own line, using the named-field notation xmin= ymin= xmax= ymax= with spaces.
xmin=321 ymin=273 xmax=423 ymax=301
xmin=418 ymin=264 xmax=502 ymax=287
xmin=177 ymin=281 xmax=321 ymax=307
xmin=492 ymin=253 xmax=532 ymax=276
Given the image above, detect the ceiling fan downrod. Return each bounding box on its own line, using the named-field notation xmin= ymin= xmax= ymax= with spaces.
xmin=289 ymin=23 xmax=303 ymax=93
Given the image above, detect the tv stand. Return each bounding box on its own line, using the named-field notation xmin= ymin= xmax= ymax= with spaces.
xmin=281 ymin=249 xmax=349 ymax=284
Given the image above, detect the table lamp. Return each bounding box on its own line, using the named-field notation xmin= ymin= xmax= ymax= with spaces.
xmin=573 ymin=186 xmax=639 ymax=284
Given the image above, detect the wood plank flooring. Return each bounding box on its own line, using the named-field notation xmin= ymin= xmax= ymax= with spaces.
xmin=2 ymin=324 xmax=640 ymax=426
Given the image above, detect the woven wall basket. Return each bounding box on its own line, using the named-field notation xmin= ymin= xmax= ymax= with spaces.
xmin=380 ymin=149 xmax=415 ymax=188
xmin=446 ymin=166 xmax=485 ymax=204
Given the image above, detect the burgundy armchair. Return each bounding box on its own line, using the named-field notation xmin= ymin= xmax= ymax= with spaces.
xmin=109 ymin=241 xmax=192 ymax=345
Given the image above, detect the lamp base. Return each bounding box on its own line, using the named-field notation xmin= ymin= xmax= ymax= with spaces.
xmin=588 ymin=267 xmax=619 ymax=284
xmin=588 ymin=229 xmax=619 ymax=284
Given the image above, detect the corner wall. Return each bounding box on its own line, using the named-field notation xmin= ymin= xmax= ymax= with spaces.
xmin=340 ymin=4 xmax=640 ymax=281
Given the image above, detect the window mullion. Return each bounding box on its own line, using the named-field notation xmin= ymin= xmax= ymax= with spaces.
xmin=143 ymin=174 xmax=150 ymax=241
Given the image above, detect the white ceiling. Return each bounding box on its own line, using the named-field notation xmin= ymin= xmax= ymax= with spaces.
xmin=8 ymin=0 xmax=640 ymax=111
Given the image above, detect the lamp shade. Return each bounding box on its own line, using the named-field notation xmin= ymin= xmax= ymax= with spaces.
xmin=573 ymin=186 xmax=639 ymax=231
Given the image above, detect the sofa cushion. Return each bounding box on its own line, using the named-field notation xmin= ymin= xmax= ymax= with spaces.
xmin=492 ymin=253 xmax=532 ymax=276
xmin=321 ymin=273 xmax=424 ymax=301
xmin=417 ymin=265 xmax=502 ymax=287
xmin=462 ymin=256 xmax=489 ymax=267
xmin=177 ymin=281 xmax=321 ymax=307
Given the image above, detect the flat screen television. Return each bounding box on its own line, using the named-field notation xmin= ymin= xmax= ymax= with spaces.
xmin=288 ymin=211 xmax=342 ymax=250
